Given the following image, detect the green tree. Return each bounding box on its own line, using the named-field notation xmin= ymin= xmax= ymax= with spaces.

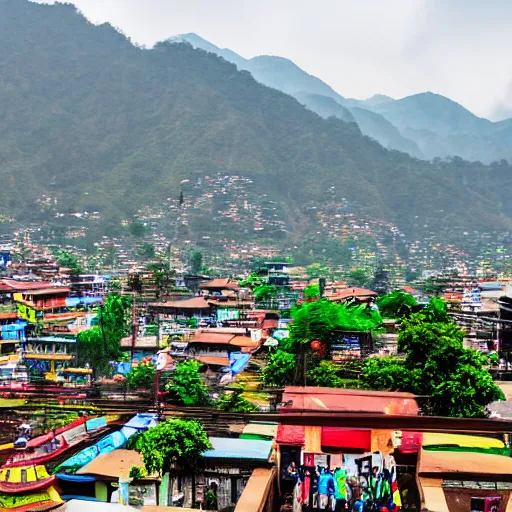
xmin=129 ymin=220 xmax=146 ymax=237
xmin=215 ymin=389 xmax=258 ymax=413
xmin=55 ymin=250 xmax=82 ymax=274
xmin=362 ymin=299 xmax=504 ymax=417
xmin=188 ymin=250 xmax=203 ymax=274
xmin=77 ymin=293 xmax=132 ymax=377
xmin=307 ymin=360 xmax=343 ymax=388
xmin=136 ymin=419 xmax=211 ymax=475
xmin=126 ymin=361 xmax=156 ymax=390
xmin=239 ymin=272 xmax=265 ymax=289
xmin=376 ymin=291 xmax=417 ymax=319
xmin=261 ymin=349 xmax=296 ymax=387
xmin=253 ymin=284 xmax=278 ymax=303
xmin=138 ymin=242 xmax=155 ymax=259
xmin=166 ymin=360 xmax=210 ymax=406
xmin=347 ymin=268 xmax=372 ymax=288
xmin=306 ymin=263 xmax=330 ymax=280
xmin=303 ymin=284 xmax=320 ymax=300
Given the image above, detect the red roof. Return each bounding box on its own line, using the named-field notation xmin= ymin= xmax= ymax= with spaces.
xmin=276 ymin=425 xmax=305 ymax=446
xmin=200 ymin=278 xmax=239 ymax=290
xmin=328 ymin=287 xmax=377 ymax=301
xmin=279 ymin=387 xmax=419 ymax=415
xmin=0 ymin=279 xmax=55 ymax=292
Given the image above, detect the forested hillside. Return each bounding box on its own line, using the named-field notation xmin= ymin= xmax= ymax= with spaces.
xmin=0 ymin=0 xmax=510 ymax=242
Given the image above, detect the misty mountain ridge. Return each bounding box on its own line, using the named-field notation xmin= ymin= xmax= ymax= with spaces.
xmin=0 ymin=0 xmax=510 ymax=249
xmin=176 ymin=33 xmax=512 ymax=164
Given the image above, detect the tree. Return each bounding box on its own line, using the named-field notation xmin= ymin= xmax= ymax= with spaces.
xmin=55 ymin=250 xmax=82 ymax=274
xmin=138 ymin=242 xmax=155 ymax=259
xmin=129 ymin=220 xmax=146 ymax=237
xmin=239 ymin=272 xmax=265 ymax=290
xmin=126 ymin=361 xmax=156 ymax=390
xmin=347 ymin=268 xmax=372 ymax=288
xmin=136 ymin=419 xmax=211 ymax=475
xmin=307 ymin=360 xmax=343 ymax=388
xmin=306 ymin=263 xmax=330 ymax=280
xmin=188 ymin=250 xmax=203 ymax=274
xmin=166 ymin=360 xmax=210 ymax=406
xmin=77 ymin=293 xmax=132 ymax=377
xmin=215 ymin=389 xmax=258 ymax=413
xmin=261 ymin=349 xmax=296 ymax=387
xmin=362 ymin=298 xmax=504 ymax=417
xmin=303 ymin=284 xmax=320 ymax=301
xmin=376 ymin=291 xmax=417 ymax=319
xmin=253 ymin=284 xmax=278 ymax=303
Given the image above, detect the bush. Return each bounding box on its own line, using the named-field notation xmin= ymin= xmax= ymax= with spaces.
xmin=166 ymin=360 xmax=210 ymax=406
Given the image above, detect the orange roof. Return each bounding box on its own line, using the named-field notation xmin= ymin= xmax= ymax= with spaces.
xmin=0 ymin=279 xmax=55 ymax=292
xmin=149 ymin=297 xmax=211 ymax=309
xmin=200 ymin=278 xmax=239 ymax=290
xmin=189 ymin=332 xmax=234 ymax=344
xmin=230 ymin=335 xmax=259 ymax=348
xmin=23 ymin=287 xmax=70 ymax=296
xmin=419 ymin=449 xmax=512 ymax=478
xmin=280 ymin=386 xmax=419 ymax=415
xmin=328 ymin=287 xmax=377 ymax=301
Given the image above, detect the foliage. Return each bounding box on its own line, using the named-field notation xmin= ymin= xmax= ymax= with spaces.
xmin=188 ymin=249 xmax=203 ymax=274
xmin=261 ymin=349 xmax=296 ymax=387
xmin=129 ymin=466 xmax=147 ymax=479
xmin=126 ymin=361 xmax=156 ymax=390
xmin=138 ymin=242 xmax=156 ymax=259
xmin=166 ymin=360 xmax=210 ymax=406
xmin=303 ymin=284 xmax=320 ymax=300
xmin=363 ymin=298 xmax=504 ymax=417
xmin=77 ymin=293 xmax=132 ymax=377
xmin=55 ymin=250 xmax=82 ymax=274
xmin=129 ymin=220 xmax=146 ymax=237
xmin=422 ymin=296 xmax=450 ymax=323
xmin=347 ymin=269 xmax=372 ymax=288
xmin=135 ymin=419 xmax=211 ymax=475
xmin=306 ymin=263 xmax=330 ymax=280
xmin=254 ymin=284 xmax=278 ymax=302
xmin=239 ymin=272 xmax=265 ymax=289
xmin=307 ymin=360 xmax=343 ymax=388
xmin=290 ymin=299 xmax=382 ymax=342
xmin=215 ymin=389 xmax=258 ymax=413
xmin=376 ymin=291 xmax=417 ymax=319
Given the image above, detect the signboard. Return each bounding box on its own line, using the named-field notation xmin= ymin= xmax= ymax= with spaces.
xmin=331 ymin=335 xmax=361 ymax=361
xmin=217 ymin=309 xmax=240 ymax=322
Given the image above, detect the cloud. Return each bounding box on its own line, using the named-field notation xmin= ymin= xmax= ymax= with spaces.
xmin=34 ymin=0 xmax=512 ymax=119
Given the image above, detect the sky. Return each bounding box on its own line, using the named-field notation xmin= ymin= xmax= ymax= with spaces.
xmin=37 ymin=0 xmax=512 ymax=120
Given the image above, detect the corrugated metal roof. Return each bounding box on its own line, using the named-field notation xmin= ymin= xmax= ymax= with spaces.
xmin=280 ymin=386 xmax=419 ymax=415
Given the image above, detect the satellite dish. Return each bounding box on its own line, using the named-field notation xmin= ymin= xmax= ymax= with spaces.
xmin=154 ymin=352 xmax=167 ymax=371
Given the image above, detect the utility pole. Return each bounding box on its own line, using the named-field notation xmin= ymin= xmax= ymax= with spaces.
xmin=131 ymin=295 xmax=137 ymax=365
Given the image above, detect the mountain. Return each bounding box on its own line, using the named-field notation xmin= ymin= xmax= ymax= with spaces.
xmin=360 ymin=94 xmax=394 ymax=107
xmin=0 ymin=0 xmax=510 ymax=245
xmin=178 ymin=34 xmax=512 ymax=165
xmin=175 ymin=33 xmax=424 ymax=158
xmin=293 ymin=92 xmax=355 ymax=124
xmin=371 ymin=92 xmax=512 ymax=163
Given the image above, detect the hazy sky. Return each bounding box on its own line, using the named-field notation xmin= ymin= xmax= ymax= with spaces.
xmin=38 ymin=0 xmax=512 ymax=120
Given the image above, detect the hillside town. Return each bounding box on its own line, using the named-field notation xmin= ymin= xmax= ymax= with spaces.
xmin=0 ymin=238 xmax=511 ymax=511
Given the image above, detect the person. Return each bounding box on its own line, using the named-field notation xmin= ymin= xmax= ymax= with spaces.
xmin=287 ymin=461 xmax=298 ymax=479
